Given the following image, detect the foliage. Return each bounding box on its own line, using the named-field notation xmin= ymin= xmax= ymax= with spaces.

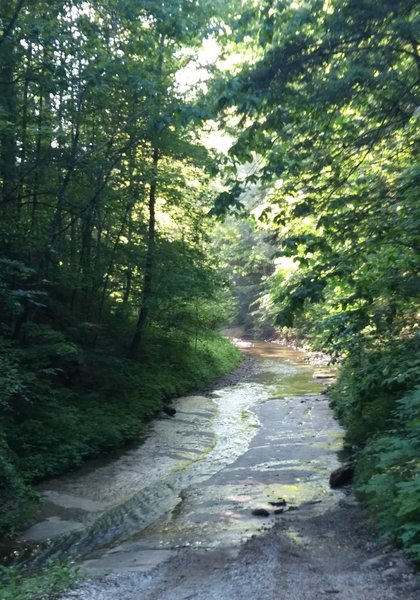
xmin=355 ymin=386 xmax=420 ymax=564
xmin=0 ymin=432 xmax=37 ymax=535
xmin=209 ymin=214 xmax=276 ymax=336
xmin=0 ymin=561 xmax=79 ymax=600
xmin=329 ymin=335 xmax=420 ymax=445
xmin=0 ymin=0 xmax=242 ymax=538
xmin=215 ymin=0 xmax=420 ymax=562
xmin=327 ymin=337 xmax=420 ymax=562
xmin=215 ymin=0 xmax=419 ymax=354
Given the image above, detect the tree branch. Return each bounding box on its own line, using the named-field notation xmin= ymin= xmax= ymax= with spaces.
xmin=0 ymin=0 xmax=25 ymax=47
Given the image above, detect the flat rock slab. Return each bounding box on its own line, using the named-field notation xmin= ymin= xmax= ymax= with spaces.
xmin=25 ymin=517 xmax=84 ymax=541
xmin=59 ymin=501 xmax=418 ymax=600
xmin=32 ymin=342 xmax=418 ymax=599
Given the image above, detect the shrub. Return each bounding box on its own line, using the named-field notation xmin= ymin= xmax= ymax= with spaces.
xmin=356 ymin=387 xmax=420 ymax=564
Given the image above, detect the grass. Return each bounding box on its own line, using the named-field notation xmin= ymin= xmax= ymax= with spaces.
xmin=0 ymin=562 xmax=80 ymax=600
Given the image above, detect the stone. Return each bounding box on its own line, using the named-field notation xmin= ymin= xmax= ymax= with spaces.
xmin=329 ymin=465 xmax=353 ymax=488
xmin=313 ymin=372 xmax=333 ymax=379
xmin=382 ymin=568 xmax=399 ymax=578
xmin=269 ymin=499 xmax=286 ymax=507
xmin=163 ymin=406 xmax=176 ymax=417
xmin=252 ymin=508 xmax=270 ymax=517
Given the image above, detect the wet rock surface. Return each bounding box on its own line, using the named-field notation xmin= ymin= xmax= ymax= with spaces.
xmin=60 ymin=505 xmax=419 ymax=600
xmin=330 ymin=465 xmax=354 ymax=488
xmin=251 ymin=508 xmax=270 ymax=517
xmin=25 ymin=341 xmax=417 ymax=599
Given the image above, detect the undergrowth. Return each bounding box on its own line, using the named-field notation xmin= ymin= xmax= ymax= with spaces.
xmin=0 ymin=561 xmax=79 ymax=600
xmin=329 ymin=334 xmax=420 ymax=565
xmin=0 ymin=328 xmax=241 ymax=535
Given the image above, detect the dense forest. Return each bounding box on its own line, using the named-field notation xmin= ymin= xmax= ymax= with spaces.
xmin=0 ymin=0 xmax=419 ymax=577
xmin=0 ymin=0 xmax=245 ymax=537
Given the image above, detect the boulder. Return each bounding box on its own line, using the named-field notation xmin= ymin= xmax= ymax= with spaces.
xmin=329 ymin=465 xmax=353 ymax=488
xmin=163 ymin=406 xmax=176 ymax=417
xmin=252 ymin=508 xmax=270 ymax=517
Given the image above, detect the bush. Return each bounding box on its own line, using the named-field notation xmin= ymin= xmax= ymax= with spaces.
xmin=0 ymin=434 xmax=37 ymax=534
xmin=0 ymin=326 xmax=241 ymax=535
xmin=355 ymin=387 xmax=420 ymax=564
xmin=329 ymin=335 xmax=420 ymax=446
xmin=329 ymin=335 xmax=420 ymax=562
xmin=0 ymin=561 xmax=79 ymax=600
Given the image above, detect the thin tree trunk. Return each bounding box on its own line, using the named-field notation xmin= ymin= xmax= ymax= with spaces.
xmin=98 ymin=188 xmax=139 ymax=320
xmin=0 ymin=0 xmax=17 ymax=214
xmin=30 ymin=94 xmax=43 ymax=252
xmin=0 ymin=0 xmax=25 ymax=48
xmin=128 ymin=146 xmax=159 ymax=358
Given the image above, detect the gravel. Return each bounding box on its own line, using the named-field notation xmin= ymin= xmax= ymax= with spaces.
xmin=60 ymin=502 xmax=419 ymax=600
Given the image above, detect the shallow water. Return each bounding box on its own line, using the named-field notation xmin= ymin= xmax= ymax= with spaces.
xmin=19 ymin=342 xmax=339 ymax=571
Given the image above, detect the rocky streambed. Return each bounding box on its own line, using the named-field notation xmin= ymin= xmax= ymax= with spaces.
xmin=17 ymin=342 xmax=419 ymax=599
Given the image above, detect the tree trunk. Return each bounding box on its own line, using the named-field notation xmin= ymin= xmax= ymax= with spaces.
xmin=128 ymin=146 xmax=159 ymax=358
xmin=0 ymin=0 xmax=18 ymax=215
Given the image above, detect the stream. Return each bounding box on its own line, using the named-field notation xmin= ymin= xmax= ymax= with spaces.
xmin=21 ymin=342 xmax=340 ymax=573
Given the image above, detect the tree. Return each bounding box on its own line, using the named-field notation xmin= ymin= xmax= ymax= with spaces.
xmin=214 ymin=0 xmax=419 ymax=353
xmin=0 ymin=0 xmax=246 ymax=537
xmin=213 ymin=0 xmax=420 ymax=561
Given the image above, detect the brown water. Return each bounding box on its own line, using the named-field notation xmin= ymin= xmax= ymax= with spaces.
xmin=18 ymin=342 xmax=339 ymax=571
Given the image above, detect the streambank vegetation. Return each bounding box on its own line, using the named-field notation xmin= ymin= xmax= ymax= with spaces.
xmin=0 ymin=0 xmax=242 ymax=538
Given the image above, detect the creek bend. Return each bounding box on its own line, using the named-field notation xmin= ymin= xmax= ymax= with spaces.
xmin=21 ymin=342 xmax=341 ymax=572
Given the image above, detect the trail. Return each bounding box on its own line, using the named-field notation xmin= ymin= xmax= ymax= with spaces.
xmin=23 ymin=342 xmax=417 ymax=599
